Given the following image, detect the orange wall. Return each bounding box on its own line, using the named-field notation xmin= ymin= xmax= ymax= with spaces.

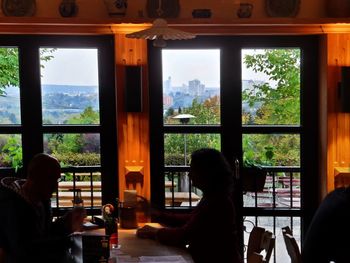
xmin=327 ymin=34 xmax=350 ymax=192
xmin=113 ymin=33 xmax=150 ymax=204
xmin=0 ymin=0 xmax=326 ymax=19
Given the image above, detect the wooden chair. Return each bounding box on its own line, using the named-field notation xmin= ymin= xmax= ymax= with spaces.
xmin=247 ymin=226 xmax=275 ymax=263
xmin=282 ymin=226 xmax=302 ymax=263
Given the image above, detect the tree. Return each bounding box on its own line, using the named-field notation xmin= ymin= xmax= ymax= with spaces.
xmin=0 ymin=47 xmax=56 ymax=96
xmin=46 ymin=107 xmax=101 ymax=166
xmin=66 ymin=106 xmax=99 ymax=125
xmin=164 ymin=96 xmax=221 ymax=165
xmin=242 ymin=49 xmax=301 ymax=166
xmin=186 ymin=96 xmax=220 ymax=125
xmin=0 ymin=48 xmax=56 ymax=168
xmin=243 ymin=49 xmax=300 ymax=124
xmin=0 ymin=48 xmax=19 ymax=96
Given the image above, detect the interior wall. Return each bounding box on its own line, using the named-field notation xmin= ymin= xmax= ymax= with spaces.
xmin=327 ymin=33 xmax=350 ymax=192
xmin=114 ymin=34 xmax=150 ymax=207
xmin=0 ymin=0 xmax=326 ymax=20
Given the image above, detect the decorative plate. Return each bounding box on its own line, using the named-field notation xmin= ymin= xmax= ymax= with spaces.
xmin=266 ymin=0 xmax=300 ymax=17
xmin=1 ymin=0 xmax=36 ymax=16
xmin=146 ymin=0 xmax=180 ymax=18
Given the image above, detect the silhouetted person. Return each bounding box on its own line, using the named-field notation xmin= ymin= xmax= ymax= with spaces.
xmin=137 ymin=148 xmax=242 ymax=263
xmin=302 ymin=186 xmax=350 ymax=263
xmin=0 ymin=153 xmax=85 ymax=263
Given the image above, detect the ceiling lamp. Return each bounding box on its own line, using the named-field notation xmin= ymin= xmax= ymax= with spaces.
xmin=125 ymin=18 xmax=196 ymax=48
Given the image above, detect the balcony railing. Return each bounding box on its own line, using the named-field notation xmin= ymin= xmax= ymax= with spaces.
xmin=53 ymin=166 xmax=102 ymax=216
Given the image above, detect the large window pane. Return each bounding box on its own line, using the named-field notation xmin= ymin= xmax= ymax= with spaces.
xmin=43 ymin=133 xmax=100 ymax=166
xmin=0 ymin=134 xmax=22 ymax=168
xmin=162 ymin=50 xmax=220 ymax=125
xmin=164 ymin=133 xmax=221 ymax=166
xmin=40 ymin=48 xmax=100 ymax=125
xmin=243 ymin=134 xmax=300 ymax=166
xmin=242 ymin=49 xmax=300 ymax=125
xmin=0 ymin=47 xmax=21 ymax=125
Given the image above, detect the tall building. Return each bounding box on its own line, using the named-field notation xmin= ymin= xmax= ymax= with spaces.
xmin=188 ymin=79 xmax=205 ymax=96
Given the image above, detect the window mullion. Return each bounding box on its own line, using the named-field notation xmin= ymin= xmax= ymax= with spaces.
xmin=19 ymin=42 xmax=43 ymax=170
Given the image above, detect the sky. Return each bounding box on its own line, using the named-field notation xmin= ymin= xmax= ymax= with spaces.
xmin=40 ymin=48 xmax=277 ymax=87
xmin=162 ymin=49 xmax=272 ymax=88
xmin=162 ymin=49 xmax=220 ymax=87
xmin=40 ymin=48 xmax=99 ymax=86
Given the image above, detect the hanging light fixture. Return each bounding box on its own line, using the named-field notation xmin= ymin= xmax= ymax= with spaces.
xmin=125 ymin=18 xmax=196 ymax=48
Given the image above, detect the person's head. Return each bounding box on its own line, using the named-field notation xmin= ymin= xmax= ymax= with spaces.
xmin=189 ymin=148 xmax=233 ymax=194
xmin=102 ymin=204 xmax=114 ymax=219
xmin=25 ymin=153 xmax=61 ymax=201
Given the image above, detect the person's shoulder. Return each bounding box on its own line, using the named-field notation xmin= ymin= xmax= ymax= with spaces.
xmin=0 ymin=177 xmax=23 ymax=203
xmin=326 ymin=187 xmax=350 ymax=202
xmin=0 ymin=185 xmax=19 ymax=204
xmin=204 ymin=193 xmax=234 ymax=209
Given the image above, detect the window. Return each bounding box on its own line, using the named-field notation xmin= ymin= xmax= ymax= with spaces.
xmin=0 ymin=35 xmax=118 ymax=216
xmin=149 ymin=36 xmax=319 ymax=261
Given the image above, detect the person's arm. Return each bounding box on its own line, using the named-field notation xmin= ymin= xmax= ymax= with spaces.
xmin=136 ymin=223 xmax=188 ymax=247
xmin=153 ymin=209 xmax=192 ymax=227
xmin=51 ymin=206 xmax=86 ymax=235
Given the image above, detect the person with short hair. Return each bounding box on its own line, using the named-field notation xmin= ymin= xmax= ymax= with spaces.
xmin=302 ymin=186 xmax=350 ymax=263
xmin=137 ymin=148 xmax=242 ymax=263
xmin=0 ymin=153 xmax=85 ymax=263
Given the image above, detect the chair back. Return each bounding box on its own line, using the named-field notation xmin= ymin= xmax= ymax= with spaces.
xmin=249 ymin=252 xmax=263 ymax=263
xmin=247 ymin=226 xmax=275 ymax=263
xmin=282 ymin=226 xmax=302 ymax=263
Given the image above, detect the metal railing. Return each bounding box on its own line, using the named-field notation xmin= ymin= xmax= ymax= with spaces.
xmin=53 ymin=166 xmax=102 ymax=216
xmin=164 ymin=165 xmax=302 ymax=263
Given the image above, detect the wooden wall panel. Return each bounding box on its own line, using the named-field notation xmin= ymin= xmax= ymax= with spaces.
xmin=114 ymin=35 xmax=150 ymax=209
xmin=327 ymin=34 xmax=350 ymax=192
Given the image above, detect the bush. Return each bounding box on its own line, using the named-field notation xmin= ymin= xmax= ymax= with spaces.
xmin=164 ymin=153 xmax=189 ymax=166
xmin=52 ymin=152 xmax=100 ymax=166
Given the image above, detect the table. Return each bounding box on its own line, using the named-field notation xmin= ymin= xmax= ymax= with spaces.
xmin=88 ymin=224 xmax=194 ymax=263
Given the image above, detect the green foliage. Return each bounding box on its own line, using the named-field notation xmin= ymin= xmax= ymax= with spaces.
xmin=164 ymin=95 xmax=220 ymax=165
xmin=45 ymin=107 xmax=101 ymax=166
xmin=243 ymin=134 xmax=300 ymax=166
xmin=40 ymin=48 xmax=56 ymax=65
xmin=52 ymin=152 xmax=100 ymax=166
xmin=0 ymin=135 xmax=22 ymax=170
xmin=241 ymin=49 xmax=301 ymax=166
xmin=164 ymin=153 xmax=189 ymax=166
xmin=164 ymin=133 xmax=220 ymax=165
xmin=66 ymin=106 xmax=99 ymax=125
xmin=0 ymin=48 xmax=56 ymax=96
xmin=243 ymin=49 xmax=300 ymax=124
xmin=186 ymin=96 xmax=220 ymax=125
xmin=0 ymin=48 xmax=19 ymax=96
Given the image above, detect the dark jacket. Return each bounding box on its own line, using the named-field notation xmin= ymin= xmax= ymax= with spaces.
xmin=156 ymin=194 xmax=242 ymax=263
xmin=302 ymin=187 xmax=350 ymax=263
xmin=0 ymin=177 xmax=70 ymax=263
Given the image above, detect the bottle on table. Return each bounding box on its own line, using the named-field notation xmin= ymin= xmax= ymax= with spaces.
xmin=102 ymin=203 xmax=119 ymax=249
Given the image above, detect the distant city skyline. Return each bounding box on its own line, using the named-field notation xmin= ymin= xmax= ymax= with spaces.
xmin=162 ymin=49 xmax=273 ymax=88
